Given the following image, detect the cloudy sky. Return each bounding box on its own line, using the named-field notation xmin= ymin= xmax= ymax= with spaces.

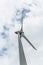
xmin=0 ymin=0 xmax=43 ymax=65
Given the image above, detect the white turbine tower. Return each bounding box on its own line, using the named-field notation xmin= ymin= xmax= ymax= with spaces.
xmin=15 ymin=7 xmax=37 ymax=65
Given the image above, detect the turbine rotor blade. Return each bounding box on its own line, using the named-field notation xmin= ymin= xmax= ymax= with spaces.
xmin=22 ymin=34 xmax=37 ymax=50
xmin=18 ymin=33 xmax=27 ymax=65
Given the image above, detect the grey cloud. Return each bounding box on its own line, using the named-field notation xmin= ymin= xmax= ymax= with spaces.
xmin=1 ymin=32 xmax=7 ymax=39
xmin=15 ymin=7 xmax=31 ymax=23
xmin=0 ymin=46 xmax=8 ymax=56
xmin=3 ymin=25 xmax=9 ymax=31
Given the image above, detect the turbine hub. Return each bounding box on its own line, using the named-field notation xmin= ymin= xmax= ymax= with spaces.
xmin=15 ymin=31 xmax=24 ymax=35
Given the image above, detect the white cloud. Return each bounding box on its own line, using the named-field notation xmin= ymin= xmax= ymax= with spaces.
xmin=0 ymin=0 xmax=43 ymax=65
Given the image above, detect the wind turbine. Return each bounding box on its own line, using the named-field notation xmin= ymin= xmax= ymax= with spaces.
xmin=15 ymin=8 xmax=37 ymax=65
